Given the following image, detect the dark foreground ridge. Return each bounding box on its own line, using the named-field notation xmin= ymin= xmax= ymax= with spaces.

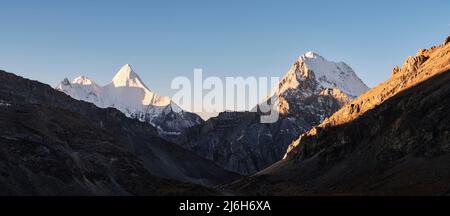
xmin=0 ymin=70 xmax=239 ymax=195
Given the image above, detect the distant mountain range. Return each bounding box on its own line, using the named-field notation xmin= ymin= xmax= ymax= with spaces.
xmin=56 ymin=64 xmax=203 ymax=137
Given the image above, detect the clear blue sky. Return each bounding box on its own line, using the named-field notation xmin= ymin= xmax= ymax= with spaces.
xmin=1 ymin=0 xmax=449 ymax=98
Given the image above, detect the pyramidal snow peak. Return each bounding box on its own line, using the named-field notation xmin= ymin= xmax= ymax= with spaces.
xmin=105 ymin=64 xmax=171 ymax=107
xmin=112 ymin=64 xmax=147 ymax=88
xmin=56 ymin=64 xmax=203 ymax=136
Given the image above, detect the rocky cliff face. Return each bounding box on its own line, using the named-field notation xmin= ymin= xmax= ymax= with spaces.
xmin=229 ymin=37 xmax=450 ymax=195
xmin=176 ymin=111 xmax=300 ymax=175
xmin=177 ymin=53 xmax=368 ymax=175
xmin=0 ymin=70 xmax=238 ymax=195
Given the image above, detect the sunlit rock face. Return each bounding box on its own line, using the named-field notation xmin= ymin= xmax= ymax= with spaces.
xmin=228 ymin=37 xmax=450 ymax=195
xmin=176 ymin=52 xmax=368 ymax=175
xmin=286 ymin=40 xmax=450 ymax=159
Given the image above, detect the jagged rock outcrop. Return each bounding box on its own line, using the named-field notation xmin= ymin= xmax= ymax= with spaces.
xmin=444 ymin=36 xmax=450 ymax=45
xmin=0 ymin=70 xmax=238 ymax=195
xmin=229 ymin=37 xmax=450 ymax=195
xmin=177 ymin=52 xmax=368 ymax=175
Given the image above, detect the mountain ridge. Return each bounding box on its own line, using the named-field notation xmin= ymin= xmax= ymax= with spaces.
xmin=177 ymin=52 xmax=368 ymax=175
xmin=0 ymin=69 xmax=239 ymax=194
xmin=56 ymin=64 xmax=203 ymax=137
xmin=228 ymin=36 xmax=450 ymax=195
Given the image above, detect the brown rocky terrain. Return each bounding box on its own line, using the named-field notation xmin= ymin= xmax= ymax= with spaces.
xmin=228 ymin=36 xmax=450 ymax=195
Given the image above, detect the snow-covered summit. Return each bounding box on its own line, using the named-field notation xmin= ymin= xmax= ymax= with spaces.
xmin=274 ymin=51 xmax=369 ymax=99
xmin=104 ymin=64 xmax=171 ymax=108
xmin=56 ymin=64 xmax=203 ymax=136
xmin=301 ymin=51 xmax=325 ymax=60
xmin=112 ymin=64 xmax=148 ymax=88
xmin=259 ymin=52 xmax=369 ymax=117
xmin=73 ymin=76 xmax=96 ymax=85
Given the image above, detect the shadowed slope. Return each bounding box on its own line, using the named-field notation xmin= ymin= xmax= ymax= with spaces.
xmin=0 ymin=70 xmax=239 ymax=195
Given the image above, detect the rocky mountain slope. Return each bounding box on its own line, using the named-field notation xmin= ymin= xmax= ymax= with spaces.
xmin=0 ymin=102 xmax=215 ymax=195
xmin=176 ymin=53 xmax=368 ymax=175
xmin=56 ymin=64 xmax=203 ymax=137
xmin=229 ymin=37 xmax=450 ymax=195
xmin=0 ymin=70 xmax=238 ymax=195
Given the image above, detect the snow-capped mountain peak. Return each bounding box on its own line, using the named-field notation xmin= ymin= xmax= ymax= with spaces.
xmin=73 ymin=76 xmax=96 ymax=85
xmin=56 ymin=64 xmax=204 ymax=136
xmin=112 ymin=64 xmax=148 ymax=89
xmin=260 ymin=52 xmax=369 ymax=116
xmin=281 ymin=51 xmax=369 ymax=98
xmin=301 ymin=51 xmax=325 ymax=60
